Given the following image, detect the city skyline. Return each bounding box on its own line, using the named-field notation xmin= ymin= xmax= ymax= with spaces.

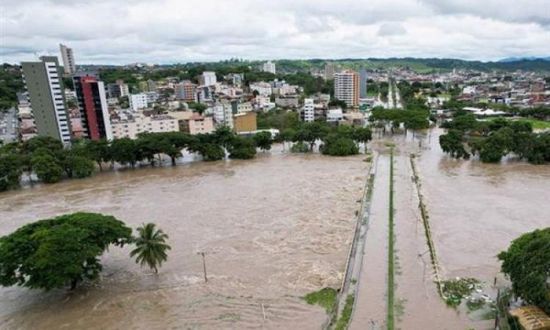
xmin=2 ymin=0 xmax=550 ymax=65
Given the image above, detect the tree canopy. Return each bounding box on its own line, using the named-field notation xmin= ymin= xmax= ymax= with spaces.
xmin=0 ymin=212 xmax=132 ymax=290
xmin=498 ymin=228 xmax=550 ymax=313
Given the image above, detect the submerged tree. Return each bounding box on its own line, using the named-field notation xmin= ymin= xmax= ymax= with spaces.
xmin=0 ymin=212 xmax=132 ymax=290
xmin=130 ymin=223 xmax=171 ymax=273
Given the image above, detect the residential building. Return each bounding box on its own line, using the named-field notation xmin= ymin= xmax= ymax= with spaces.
xmin=175 ymin=81 xmax=197 ymax=102
xmin=107 ymin=80 xmax=130 ymax=98
xmin=262 ymin=61 xmax=276 ymax=74
xmin=21 ymin=56 xmax=72 ymax=144
xmin=302 ymin=98 xmax=315 ymax=122
xmin=181 ymin=113 xmax=215 ymax=135
xmin=145 ymin=92 xmax=159 ymax=104
xmin=249 ymin=82 xmax=272 ymax=97
xmin=59 ymin=44 xmax=76 ymax=75
xmin=227 ymin=73 xmax=244 ymax=86
xmin=233 ymin=112 xmax=257 ymax=133
xmin=334 ymin=70 xmax=360 ymax=107
xmin=275 ymin=95 xmax=300 ymax=108
xmin=199 ymin=71 xmax=217 ymax=86
xmin=129 ymin=93 xmax=148 ymax=111
xmin=212 ymin=103 xmax=233 ymax=128
xmin=327 ymin=108 xmax=344 ymax=123
xmin=72 ymin=72 xmax=113 ymax=140
xmin=147 ymin=79 xmax=157 ymax=92
xmin=359 ymin=68 xmax=368 ymax=99
xmin=111 ymin=114 xmax=178 ymax=139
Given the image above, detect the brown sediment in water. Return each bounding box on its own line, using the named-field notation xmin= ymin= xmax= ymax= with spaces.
xmin=0 ymin=150 xmax=368 ymax=329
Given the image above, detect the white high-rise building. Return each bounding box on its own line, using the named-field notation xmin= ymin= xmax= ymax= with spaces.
xmin=334 ymin=70 xmax=360 ymax=108
xmin=129 ymin=93 xmax=148 ymax=111
xmin=262 ymin=61 xmax=276 ymax=74
xmin=200 ymin=71 xmax=217 ymax=86
xmin=302 ymin=98 xmax=314 ymax=122
xmin=59 ymin=44 xmax=76 ymax=75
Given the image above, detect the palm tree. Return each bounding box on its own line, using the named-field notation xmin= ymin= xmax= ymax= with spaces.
xmin=130 ymin=223 xmax=171 ymax=273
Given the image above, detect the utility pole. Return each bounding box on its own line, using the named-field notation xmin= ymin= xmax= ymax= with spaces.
xmin=198 ymin=252 xmax=208 ymax=283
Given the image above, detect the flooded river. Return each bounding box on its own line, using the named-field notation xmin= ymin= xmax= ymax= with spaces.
xmin=0 ymin=150 xmax=368 ymax=329
xmin=416 ymin=128 xmax=550 ymax=284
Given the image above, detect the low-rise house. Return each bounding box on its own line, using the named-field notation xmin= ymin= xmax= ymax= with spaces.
xmin=180 ymin=113 xmax=215 ymax=135
xmin=233 ymin=112 xmax=257 ymax=133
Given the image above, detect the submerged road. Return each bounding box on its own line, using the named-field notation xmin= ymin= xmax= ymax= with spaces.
xmin=349 ymin=144 xmax=475 ymax=329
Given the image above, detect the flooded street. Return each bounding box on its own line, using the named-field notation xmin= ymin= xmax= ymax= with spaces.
xmin=0 ymin=150 xmax=368 ymax=329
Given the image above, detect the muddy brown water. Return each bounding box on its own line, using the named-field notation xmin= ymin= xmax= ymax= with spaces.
xmin=0 ymin=150 xmax=368 ymax=329
xmin=416 ymin=128 xmax=550 ymax=284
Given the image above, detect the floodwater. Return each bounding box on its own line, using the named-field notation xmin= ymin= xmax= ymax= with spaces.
xmin=0 ymin=148 xmax=369 ymax=329
xmin=416 ymin=128 xmax=550 ymax=285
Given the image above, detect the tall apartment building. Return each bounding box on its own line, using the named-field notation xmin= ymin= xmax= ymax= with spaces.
xmin=175 ymin=81 xmax=197 ymax=102
xmin=262 ymin=61 xmax=276 ymax=74
xmin=334 ymin=70 xmax=360 ymax=108
xmin=72 ymin=72 xmax=113 ymax=140
xmin=302 ymin=98 xmax=315 ymax=122
xmin=59 ymin=44 xmax=76 ymax=75
xmin=21 ymin=56 xmax=72 ymax=144
xmin=359 ymin=68 xmax=368 ymax=99
xmin=199 ymin=71 xmax=217 ymax=86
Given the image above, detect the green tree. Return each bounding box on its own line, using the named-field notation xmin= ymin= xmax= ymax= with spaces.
xmin=0 ymin=212 xmax=132 ymax=290
xmin=352 ymin=127 xmax=373 ymax=153
xmin=32 ymin=153 xmax=64 ymax=183
xmin=130 ymin=223 xmax=171 ymax=273
xmin=110 ymin=138 xmax=140 ymax=168
xmin=498 ymin=228 xmax=550 ymax=313
xmin=85 ymin=139 xmax=111 ymax=171
xmin=439 ymin=130 xmax=470 ymax=159
xmin=320 ymin=134 xmax=359 ymax=156
xmin=228 ymin=136 xmax=257 ymax=159
xmin=253 ymin=131 xmax=273 ymax=151
xmin=0 ymin=153 xmax=22 ymax=191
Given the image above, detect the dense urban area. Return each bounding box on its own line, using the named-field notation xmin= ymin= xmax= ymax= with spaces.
xmin=0 ymin=45 xmax=549 ymax=330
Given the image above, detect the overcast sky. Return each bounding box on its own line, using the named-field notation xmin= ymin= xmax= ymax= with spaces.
xmin=2 ymin=0 xmax=550 ymax=64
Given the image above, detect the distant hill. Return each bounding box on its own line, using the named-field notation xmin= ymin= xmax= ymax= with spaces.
xmin=499 ymin=57 xmax=550 ymax=63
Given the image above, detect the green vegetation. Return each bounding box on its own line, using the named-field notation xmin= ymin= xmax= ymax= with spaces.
xmin=369 ymin=108 xmax=430 ymax=135
xmin=290 ymin=141 xmax=310 ymax=153
xmin=130 ymin=223 xmax=171 ymax=274
xmin=0 ymin=64 xmax=24 ymax=110
xmin=498 ymin=228 xmax=550 ymax=314
xmin=441 ymin=278 xmax=481 ymax=307
xmin=252 ymin=131 xmax=273 ymax=151
xmin=0 ymin=212 xmax=133 ymax=290
xmin=257 ymin=109 xmax=300 ymax=131
xmin=303 ymin=287 xmax=338 ymax=313
xmin=440 ymin=115 xmax=550 ymax=164
xmin=0 ymin=128 xmax=267 ymax=192
xmin=334 ymin=295 xmax=354 ymax=330
xmin=387 ymin=149 xmax=395 ymax=330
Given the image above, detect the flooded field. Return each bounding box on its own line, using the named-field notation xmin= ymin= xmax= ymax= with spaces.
xmin=0 ymin=150 xmax=368 ymax=329
xmin=416 ymin=128 xmax=550 ymax=285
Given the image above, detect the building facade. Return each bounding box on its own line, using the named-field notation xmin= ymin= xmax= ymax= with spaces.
xmin=262 ymin=61 xmax=276 ymax=74
xmin=302 ymin=98 xmax=315 ymax=122
xmin=59 ymin=44 xmax=76 ymax=75
xmin=111 ymin=114 xmax=178 ymax=139
xmin=199 ymin=71 xmax=217 ymax=86
xmin=334 ymin=70 xmax=360 ymax=108
xmin=129 ymin=93 xmax=148 ymax=111
xmin=21 ymin=56 xmax=72 ymax=144
xmin=175 ymin=81 xmax=197 ymax=102
xmin=73 ymin=72 xmax=113 ymax=140
xmin=233 ymin=112 xmax=257 ymax=133
xmin=359 ymin=68 xmax=368 ymax=99
xmin=181 ymin=114 xmax=215 ymax=135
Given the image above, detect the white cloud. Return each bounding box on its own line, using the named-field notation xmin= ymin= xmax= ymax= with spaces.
xmin=1 ymin=0 xmax=549 ymax=64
